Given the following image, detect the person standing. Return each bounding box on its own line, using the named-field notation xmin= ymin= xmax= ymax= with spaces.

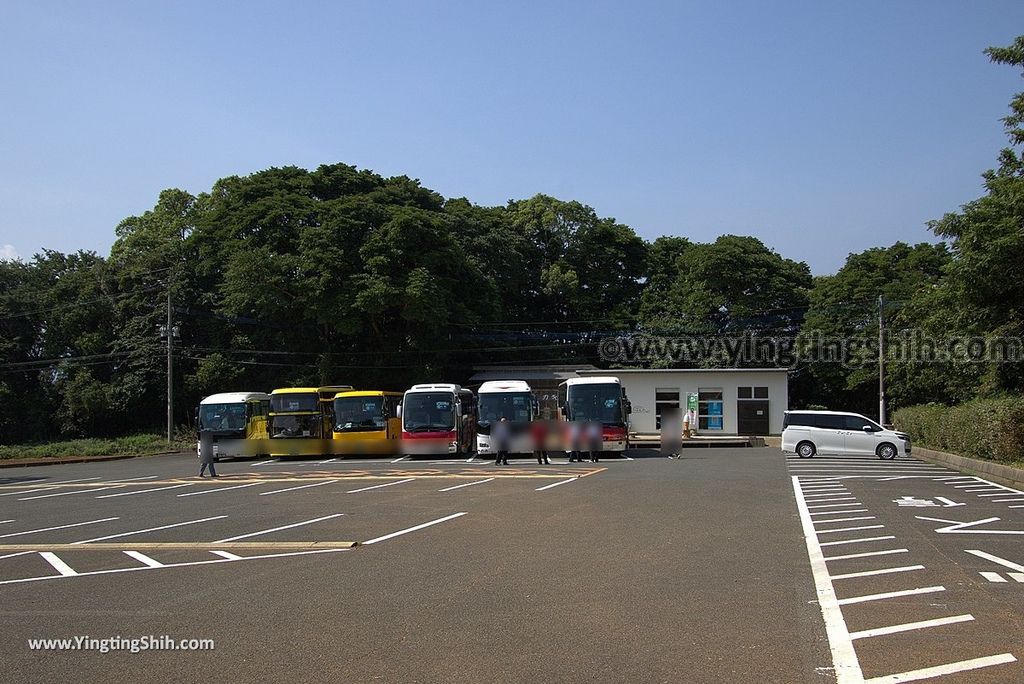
xmin=531 ymin=419 xmax=551 ymax=465
xmin=493 ymin=417 xmax=510 ymax=466
xmin=199 ymin=429 xmax=219 ymax=478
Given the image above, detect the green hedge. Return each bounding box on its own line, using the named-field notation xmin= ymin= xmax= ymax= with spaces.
xmin=0 ymin=434 xmax=185 ymax=461
xmin=893 ymin=397 xmax=1024 ymax=463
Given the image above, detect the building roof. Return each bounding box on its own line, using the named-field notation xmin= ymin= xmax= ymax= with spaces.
xmin=468 ymin=364 xmax=598 ymax=384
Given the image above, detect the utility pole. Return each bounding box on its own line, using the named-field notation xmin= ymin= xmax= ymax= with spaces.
xmin=166 ymin=288 xmax=174 ymax=442
xmin=159 ymin=288 xmax=179 ymax=443
xmin=878 ymin=294 xmax=886 ymax=426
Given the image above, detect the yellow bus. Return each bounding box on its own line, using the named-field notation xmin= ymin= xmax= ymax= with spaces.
xmin=268 ymin=385 xmax=352 ymax=457
xmin=332 ymin=390 xmax=402 ymax=455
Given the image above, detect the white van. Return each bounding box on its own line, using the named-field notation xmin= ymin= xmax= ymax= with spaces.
xmin=781 ymin=410 xmax=911 ymax=460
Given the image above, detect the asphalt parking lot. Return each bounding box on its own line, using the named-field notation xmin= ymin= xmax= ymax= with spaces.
xmin=1 ymin=447 xmax=1021 ymax=683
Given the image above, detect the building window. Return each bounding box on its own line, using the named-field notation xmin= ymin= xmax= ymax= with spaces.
xmin=655 ymin=388 xmax=680 ymax=430
xmin=738 ymin=386 xmax=769 ymax=400
xmin=698 ymin=389 xmax=723 ymax=431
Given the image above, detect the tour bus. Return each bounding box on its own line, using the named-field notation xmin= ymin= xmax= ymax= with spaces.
xmin=399 ymin=383 xmax=477 ymax=456
xmin=476 ymin=380 xmax=537 ymax=456
xmin=268 ymin=385 xmax=352 ymax=457
xmin=332 ymin=390 xmax=402 ymax=455
xmin=557 ymin=376 xmax=631 ymax=455
xmin=196 ymin=391 xmax=271 ymax=461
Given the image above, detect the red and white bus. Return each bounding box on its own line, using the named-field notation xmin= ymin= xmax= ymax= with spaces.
xmin=557 ymin=376 xmax=631 ymax=454
xmin=399 ymin=383 xmax=477 ymax=456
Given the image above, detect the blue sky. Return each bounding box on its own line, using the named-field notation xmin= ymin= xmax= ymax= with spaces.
xmin=1 ymin=1 xmax=1022 ymax=274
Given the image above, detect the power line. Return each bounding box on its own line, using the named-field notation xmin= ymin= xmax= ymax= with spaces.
xmin=0 ymin=283 xmax=165 ymax=321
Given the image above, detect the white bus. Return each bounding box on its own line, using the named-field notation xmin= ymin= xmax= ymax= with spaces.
xmin=196 ymin=391 xmax=271 ymax=460
xmin=557 ymin=376 xmax=631 ymax=454
xmin=476 ymin=380 xmax=536 ymax=456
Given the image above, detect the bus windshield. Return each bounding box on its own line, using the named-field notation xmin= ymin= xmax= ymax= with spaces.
xmin=567 ymin=384 xmax=623 ymax=425
xmin=334 ymin=396 xmax=386 ymax=432
xmin=271 ymin=393 xmax=319 ymax=413
xmin=478 ymin=392 xmax=533 ymax=424
xmin=403 ymin=392 xmax=456 ymax=432
xmin=199 ymin=403 xmax=247 ymax=431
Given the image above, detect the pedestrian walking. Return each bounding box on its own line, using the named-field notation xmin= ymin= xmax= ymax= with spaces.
xmin=199 ymin=429 xmax=219 ymax=477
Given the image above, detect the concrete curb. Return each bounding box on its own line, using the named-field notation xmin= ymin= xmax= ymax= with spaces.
xmin=913 ymin=446 xmax=1024 ymax=489
xmin=0 ymin=450 xmax=189 ymax=469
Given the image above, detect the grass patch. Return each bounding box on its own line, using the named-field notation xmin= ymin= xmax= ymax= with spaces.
xmin=0 ymin=434 xmax=189 ymax=461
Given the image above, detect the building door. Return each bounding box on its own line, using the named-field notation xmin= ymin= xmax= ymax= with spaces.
xmin=736 ymin=401 xmax=769 ymax=435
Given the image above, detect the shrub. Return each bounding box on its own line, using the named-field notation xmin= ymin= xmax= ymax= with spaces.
xmin=893 ymin=397 xmax=1024 ymax=463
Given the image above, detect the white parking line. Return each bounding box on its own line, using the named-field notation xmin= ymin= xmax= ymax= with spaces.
xmin=259 ymin=480 xmax=339 ymax=496
xmin=215 ymin=513 xmax=345 ymax=543
xmin=0 ymin=520 xmax=13 ymax=524
xmin=347 ymin=479 xmax=414 ymax=494
xmin=819 ymin=536 xmax=896 ymax=547
xmin=0 ymin=547 xmax=349 ymax=586
xmin=536 ymin=478 xmax=577 ymax=492
xmin=391 ymin=456 xmax=408 ymax=463
xmin=439 ymin=478 xmax=494 ymax=492
xmin=804 ymin=494 xmax=857 ymax=500
xmin=210 ymin=550 xmax=242 ymax=560
xmin=824 ymin=549 xmax=909 ymax=562
xmin=810 ymin=509 xmax=869 ymax=517
xmin=39 ymin=552 xmax=78 ymax=576
xmin=362 ymin=512 xmax=467 ymax=545
xmin=19 ymin=485 xmax=125 ymax=500
xmin=806 ymin=502 xmax=861 ymax=509
xmin=72 ymin=516 xmax=227 ymax=544
xmin=791 ymin=477 xmax=863 ymax=683
xmin=992 ymin=498 xmax=1024 ymax=503
xmin=252 ymin=459 xmax=276 ymax=466
xmin=830 ymin=565 xmax=925 ymax=580
xmin=849 ymin=614 xmax=974 ymax=640
xmin=317 ymin=458 xmax=338 ymax=465
xmin=0 ymin=550 xmax=38 ymax=561
xmin=0 ymin=517 xmax=120 ymax=539
xmin=863 ymin=654 xmax=1016 ymax=684
xmin=981 ymin=571 xmax=1007 ymax=582
xmin=0 ymin=487 xmax=55 ymax=498
xmin=8 ymin=476 xmax=101 ymax=488
xmin=965 ymin=550 xmax=1024 ymax=572
xmin=123 ymin=550 xmax=164 ymax=568
xmin=816 ymin=525 xmax=886 ymax=535
xmin=95 ymin=484 xmax=194 ymax=499
xmin=836 ymin=586 xmax=945 ymax=606
xmin=107 ymin=476 xmax=160 ymax=483
xmin=177 ymin=483 xmax=261 ymax=497
xmin=813 ymin=517 xmax=877 ymax=525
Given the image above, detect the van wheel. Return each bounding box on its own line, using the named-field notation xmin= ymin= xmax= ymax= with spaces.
xmin=877 ymin=443 xmax=898 ymax=460
xmin=797 ymin=441 xmax=816 ymax=458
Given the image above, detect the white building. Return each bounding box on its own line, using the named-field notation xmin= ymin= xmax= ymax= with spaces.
xmin=575 ymin=368 xmax=789 ymax=436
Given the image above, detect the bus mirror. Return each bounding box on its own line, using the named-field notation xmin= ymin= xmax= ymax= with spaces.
xmin=396 ymin=404 xmax=402 ymax=418
xmin=625 ymin=400 xmax=632 ymax=415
